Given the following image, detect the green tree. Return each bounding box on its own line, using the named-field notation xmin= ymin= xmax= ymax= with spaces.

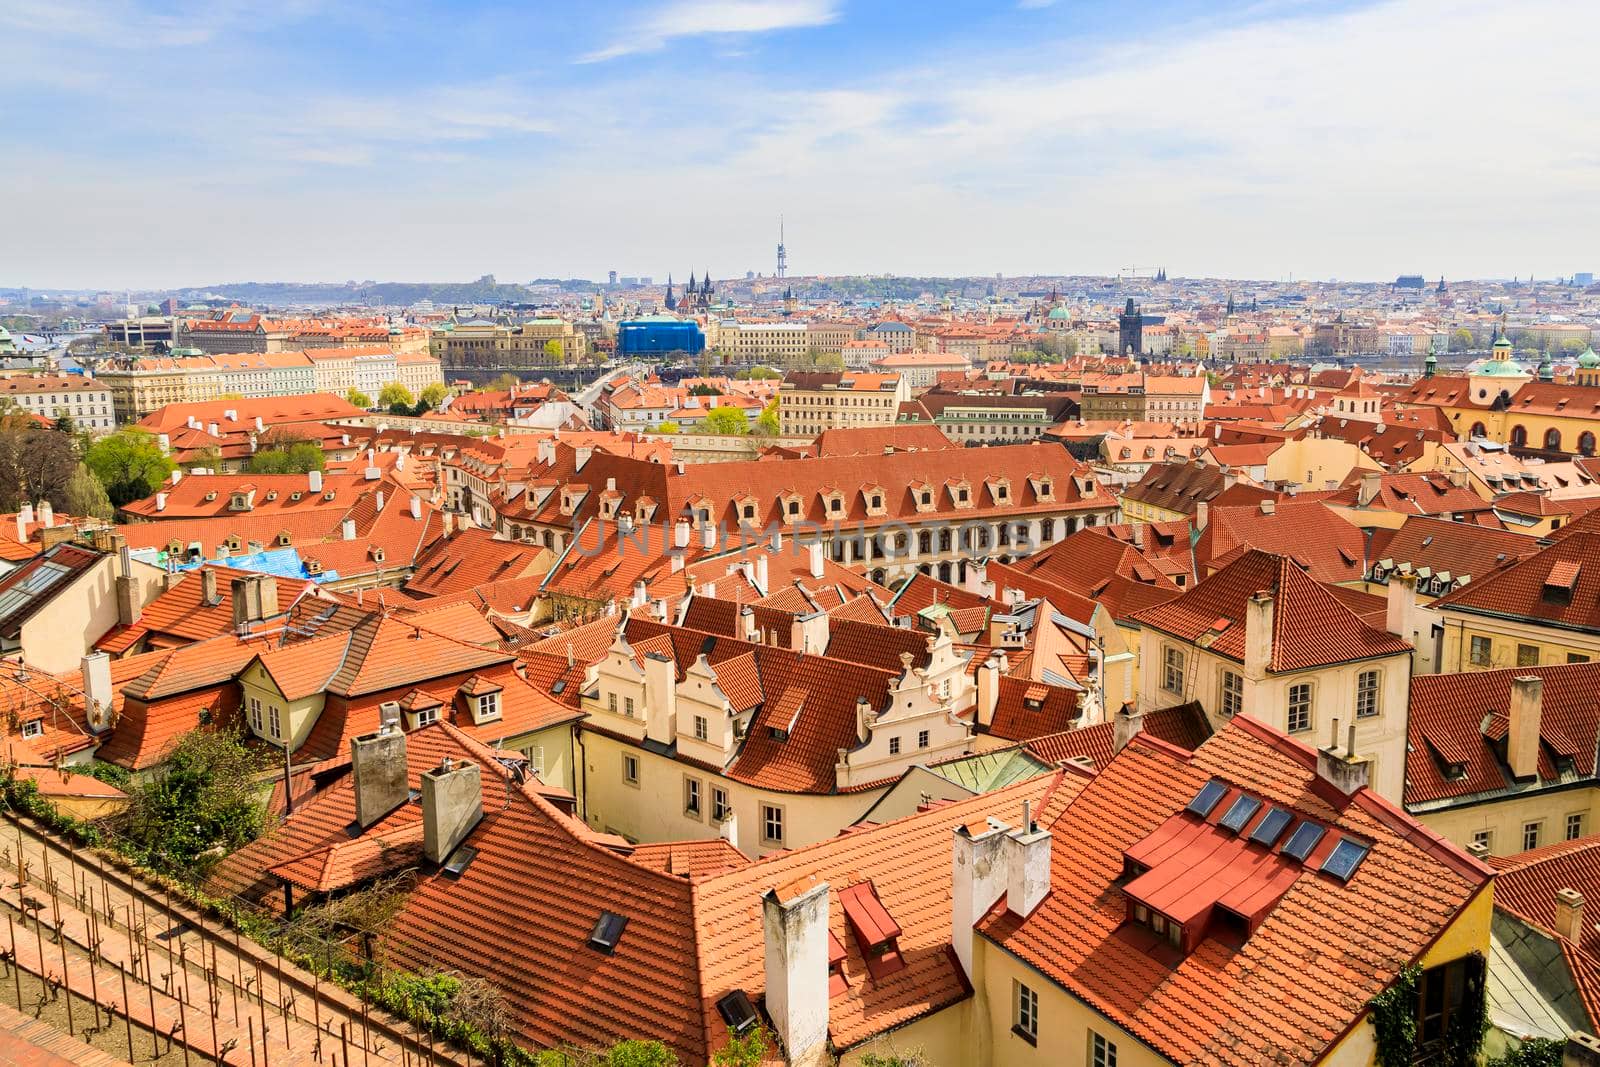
xmin=1487 ymin=1038 xmax=1564 ymax=1067
xmin=544 ymin=338 xmax=565 ymax=364
xmin=1449 ymin=328 xmax=1474 ymax=352
xmin=418 ymin=382 xmax=450 ymax=411
xmin=122 ymin=726 xmax=268 ymax=876
xmin=703 ymin=406 xmax=750 ymax=435
xmin=710 ymin=1027 xmax=769 ymax=1066
xmin=487 ymin=372 xmax=520 ymax=392
xmin=689 ymin=383 xmax=722 ymax=397
xmin=346 ymin=388 xmax=374 ymax=408
xmin=754 ymin=399 xmax=780 ymax=436
xmin=64 ymin=462 xmax=113 ymax=519
xmin=655 ymin=421 xmax=680 ymax=434
xmin=249 ymin=442 xmax=325 ymax=474
xmin=380 ymin=381 xmax=416 ymax=412
xmin=52 ymin=413 xmax=75 ymax=435
xmin=85 ymin=428 xmax=175 ymax=508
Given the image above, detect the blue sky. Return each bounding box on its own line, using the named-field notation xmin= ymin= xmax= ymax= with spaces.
xmin=3 ymin=0 xmax=1597 ymax=289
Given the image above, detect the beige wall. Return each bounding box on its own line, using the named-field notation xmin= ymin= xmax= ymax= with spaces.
xmin=1263 ymin=438 xmax=1380 ymax=489
xmin=16 ymin=553 xmax=160 ymax=674
xmin=1138 ymin=629 xmax=1410 ymax=801
xmin=1416 ymin=788 xmax=1600 ymax=858
xmin=1438 ymin=613 xmax=1600 ymax=674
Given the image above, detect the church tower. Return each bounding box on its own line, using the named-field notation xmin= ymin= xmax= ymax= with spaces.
xmin=664 ymin=275 xmax=676 ymax=312
xmin=1118 ymin=298 xmax=1144 ymax=357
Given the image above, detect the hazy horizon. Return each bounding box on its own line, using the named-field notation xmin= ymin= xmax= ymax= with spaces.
xmin=5 ymin=0 xmax=1597 ymax=290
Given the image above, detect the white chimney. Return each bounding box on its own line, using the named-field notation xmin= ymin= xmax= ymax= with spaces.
xmin=754 ymin=554 xmax=769 ymax=593
xmin=642 ymin=652 xmax=678 ymax=745
xmin=701 ymin=523 xmax=717 ymax=550
xmin=1316 ymin=718 xmax=1371 ymax=795
xmin=807 ymin=541 xmax=824 ymax=579
xmin=308 ymin=469 xmax=324 ymax=493
xmin=13 ymin=512 xmax=25 ymax=543
xmin=169 ymin=468 xmax=182 ymax=485
xmin=351 ymin=727 xmax=409 ymax=828
xmin=951 ymin=818 xmax=1010 ymax=979
xmin=254 ymin=416 xmax=264 ymax=431
xmin=1556 ymin=887 xmax=1585 ymax=942
xmin=376 ymin=490 xmax=385 ymax=511
xmin=155 ymin=492 xmax=168 ymax=512
xmin=421 ymin=758 xmax=483 ymax=864
xmin=1112 ymin=703 xmax=1146 ymax=754
xmin=976 ymin=651 xmax=1003 ymax=728
xmin=81 ymin=652 xmax=114 ymax=733
xmin=342 ymin=518 xmax=357 ymax=541
xmin=1003 ymin=800 xmax=1052 ymax=918
xmin=762 ymin=876 xmax=831 ymax=1067
xmin=157 ymin=433 xmax=170 ymax=452
xmin=674 ymin=519 xmax=691 ymax=549
xmin=1243 ymin=589 xmax=1273 ymax=680
xmin=36 ymin=501 xmax=52 ymax=529
xmin=1508 ymin=675 xmax=1544 ymax=780
xmin=409 ymin=495 xmax=422 ymax=520
xmin=208 ymin=422 xmax=220 ymax=437
xmin=17 ymin=502 xmax=33 ymax=528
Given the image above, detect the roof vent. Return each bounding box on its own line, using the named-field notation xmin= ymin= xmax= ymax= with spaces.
xmin=716 ymin=990 xmax=759 ymax=1036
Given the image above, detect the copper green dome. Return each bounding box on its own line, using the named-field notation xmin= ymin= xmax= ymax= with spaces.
xmin=1579 ymin=346 xmax=1600 ymax=369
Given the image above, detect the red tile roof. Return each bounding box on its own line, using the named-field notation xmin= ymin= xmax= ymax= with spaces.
xmin=978 ymin=716 xmax=1490 ymax=1065
xmin=1431 ymin=532 xmax=1600 ymax=631
xmin=1405 ymin=662 xmax=1600 ymax=806
xmin=1131 ymin=549 xmax=1412 ymax=672
xmin=1196 ymin=501 xmax=1368 ymax=584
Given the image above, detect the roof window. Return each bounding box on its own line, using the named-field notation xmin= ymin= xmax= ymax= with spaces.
xmin=587 ymin=911 xmax=628 ymax=954
xmin=1281 ymin=821 xmax=1326 ymax=863
xmin=716 ymin=990 xmax=759 ymax=1035
xmin=1218 ymin=794 xmax=1261 ymax=834
xmin=1186 ymin=779 xmax=1227 ymax=818
xmin=1320 ymin=837 xmax=1370 ymax=882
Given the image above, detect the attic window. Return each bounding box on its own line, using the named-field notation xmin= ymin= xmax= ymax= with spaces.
xmin=1218 ymin=794 xmax=1261 ymax=834
xmin=839 ymin=881 xmax=905 ymax=979
xmin=1186 ymin=779 xmax=1227 ymax=818
xmin=717 ymin=990 xmax=760 ymax=1035
xmin=21 ymin=719 xmax=42 ymax=740
xmin=588 ymin=911 xmax=628 ymax=954
xmin=277 ymin=531 xmax=293 ymax=547
xmin=306 ymin=560 xmax=324 ymax=575
xmin=441 ymin=845 xmax=477 ymax=877
xmin=290 ymin=491 xmax=303 ymax=501
xmin=1281 ymin=821 xmax=1326 ymax=863
xmin=265 ymin=490 xmax=278 ymax=501
xmin=205 ymin=491 xmax=218 ymax=502
xmin=370 ymin=546 xmax=386 ymax=563
xmin=1319 ymin=837 xmax=1370 ymax=882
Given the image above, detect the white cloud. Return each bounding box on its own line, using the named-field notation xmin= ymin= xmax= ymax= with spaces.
xmin=580 ymin=0 xmax=839 ymax=62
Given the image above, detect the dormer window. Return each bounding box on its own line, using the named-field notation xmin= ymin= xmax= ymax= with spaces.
xmin=460 ymin=676 xmax=503 ymax=723
xmin=370 ymin=546 xmax=386 ymax=563
xmin=226 ymin=535 xmax=242 ymax=552
xmin=205 ymin=491 xmax=218 ymax=502
xmin=306 ymin=559 xmax=324 ymax=575
xmin=839 ymin=880 xmax=905 ymax=979
xmin=475 ymin=692 xmax=499 ymax=721
xmin=20 ymin=719 xmax=43 ymax=740
xmin=277 ymin=531 xmax=293 ymax=547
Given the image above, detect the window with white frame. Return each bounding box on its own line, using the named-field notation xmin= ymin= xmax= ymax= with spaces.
xmin=1471 ymin=829 xmax=1493 ymax=853
xmin=684 ymin=777 xmax=702 ymax=818
xmin=694 ymin=715 xmax=708 ymax=741
xmin=1162 ymin=647 xmax=1185 ymax=694
xmin=475 ymin=692 xmax=500 ymax=721
xmin=1569 ymin=813 xmax=1585 ymax=841
xmin=1287 ymin=683 xmax=1313 ymax=734
xmin=607 ymin=692 xmax=618 ymax=713
xmin=249 ymin=696 xmax=263 ymax=734
xmin=415 ymin=706 xmax=440 ymax=727
xmin=1355 ymin=670 xmax=1380 ymax=718
xmin=761 ymin=803 xmax=784 ymax=846
xmin=521 ymin=745 xmax=545 ymax=776
xmin=1523 ymin=820 xmax=1542 ymax=851
xmin=21 ymin=719 xmax=42 ymax=740
xmin=1219 ymin=670 xmax=1243 ymax=719
xmin=624 ymin=696 xmax=635 ymax=718
xmin=712 ymin=786 xmax=730 ymax=822
xmin=268 ymin=705 xmax=282 ymax=740
xmin=1012 ymin=980 xmax=1038 ymax=1044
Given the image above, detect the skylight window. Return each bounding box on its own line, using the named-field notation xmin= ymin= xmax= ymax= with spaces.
xmin=1320 ymin=838 xmax=1370 ymax=882
xmin=1219 ymin=794 xmax=1262 ymax=834
xmin=1248 ymin=807 xmax=1293 ymax=848
xmin=588 ymin=911 xmax=628 ymax=954
xmin=1186 ymin=779 xmax=1227 ymax=818
xmin=1282 ymin=821 xmax=1326 ymax=863
xmin=441 ymin=845 xmax=478 ymax=878
xmin=716 ymin=990 xmax=759 ymax=1035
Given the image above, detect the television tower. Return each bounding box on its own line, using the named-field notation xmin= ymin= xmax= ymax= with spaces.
xmin=776 ymin=217 xmax=787 ymax=280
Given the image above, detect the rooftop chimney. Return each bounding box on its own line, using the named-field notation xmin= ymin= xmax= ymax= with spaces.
xmin=81 ymin=652 xmax=114 ymax=733
xmin=1555 ymin=887 xmax=1585 ymax=942
xmin=155 ymin=492 xmax=168 ymax=512
xmin=701 ymin=523 xmax=717 ymax=550
xmin=1508 ymin=674 xmax=1544 ymax=780
xmin=36 ymin=501 xmax=52 ymax=529
xmin=1358 ymin=471 xmax=1382 ymax=506
xmin=790 ymin=610 xmax=829 ymax=656
xmin=1243 ymin=589 xmax=1274 ymax=680
xmin=421 ymin=758 xmax=483 ymax=865
xmin=1316 ymin=718 xmax=1371 ymax=795
xmin=200 ymin=568 xmax=219 ymax=606
xmin=1259 ymin=499 xmax=1276 ymax=516
xmin=1003 ymin=800 xmax=1052 ymax=919
xmin=350 ymin=727 xmax=408 ymax=829
xmin=1112 ymin=702 xmax=1146 ymax=755
xmin=308 ymin=469 xmax=324 ymax=493
xmin=409 ymin=495 xmax=422 ymax=519
xmin=975 ymin=651 xmax=1004 ymax=728
xmin=1385 ymin=571 xmax=1419 ymax=647
xmin=762 ymin=876 xmax=831 ymax=1067
xmin=754 ymin=554 xmax=768 ymax=593
xmin=674 ymin=519 xmax=691 ymax=549
xmin=951 ymin=817 xmax=1009 ymax=979
xmin=806 ymin=541 xmax=824 ymax=579
xmin=17 ymin=502 xmax=32 ymax=529
xmin=342 ymin=518 xmax=357 ymax=541
xmin=170 ymin=468 xmax=182 ymax=485
xmin=13 ymin=511 xmax=25 ymax=544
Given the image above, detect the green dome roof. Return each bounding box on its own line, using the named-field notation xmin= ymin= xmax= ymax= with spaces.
xmin=1047 ymin=306 xmax=1070 ymax=320
xmin=1492 ymin=334 xmax=1513 ymax=351
xmin=1579 ymin=346 xmax=1600 ymax=369
xmin=1477 ymin=357 xmax=1526 ymax=377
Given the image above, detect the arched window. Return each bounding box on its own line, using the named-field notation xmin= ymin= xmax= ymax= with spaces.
xmin=1544 ymin=428 xmax=1563 ymax=452
xmin=1510 ymin=425 xmax=1528 ymax=447
xmin=1580 ymin=432 xmax=1596 ymax=457
xmin=1469 ymin=422 xmax=1487 ymax=439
